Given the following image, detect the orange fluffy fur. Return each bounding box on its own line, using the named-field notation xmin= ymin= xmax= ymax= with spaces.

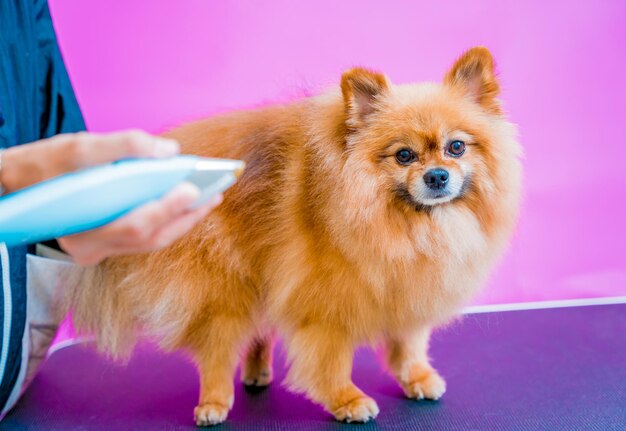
xmin=64 ymin=47 xmax=522 ymax=425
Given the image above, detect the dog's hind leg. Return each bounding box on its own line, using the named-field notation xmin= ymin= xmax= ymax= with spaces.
xmin=241 ymin=331 xmax=275 ymax=387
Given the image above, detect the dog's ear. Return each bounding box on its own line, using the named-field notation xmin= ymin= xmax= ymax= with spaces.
xmin=444 ymin=47 xmax=501 ymax=113
xmin=341 ymin=67 xmax=389 ymax=130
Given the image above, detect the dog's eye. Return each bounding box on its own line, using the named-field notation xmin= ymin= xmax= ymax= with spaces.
xmin=395 ymin=148 xmax=416 ymax=165
xmin=447 ymin=140 xmax=466 ymax=157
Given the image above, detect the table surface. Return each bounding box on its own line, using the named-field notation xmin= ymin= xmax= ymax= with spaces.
xmin=3 ymin=303 xmax=626 ymax=430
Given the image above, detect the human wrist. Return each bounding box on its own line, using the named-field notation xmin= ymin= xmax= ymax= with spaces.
xmin=0 ymin=146 xmax=46 ymax=194
xmin=0 ymin=148 xmax=20 ymax=195
xmin=0 ymin=147 xmax=20 ymax=194
xmin=0 ymin=148 xmax=4 ymax=196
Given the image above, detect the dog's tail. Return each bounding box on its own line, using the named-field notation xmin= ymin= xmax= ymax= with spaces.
xmin=63 ymin=259 xmax=139 ymax=361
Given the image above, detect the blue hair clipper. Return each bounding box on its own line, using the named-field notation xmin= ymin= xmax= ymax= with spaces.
xmin=0 ymin=156 xmax=245 ymax=247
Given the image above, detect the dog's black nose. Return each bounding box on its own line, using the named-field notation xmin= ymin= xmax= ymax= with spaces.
xmin=423 ymin=168 xmax=449 ymax=190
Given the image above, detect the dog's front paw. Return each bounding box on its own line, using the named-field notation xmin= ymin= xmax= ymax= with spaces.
xmin=194 ymin=402 xmax=230 ymax=427
xmin=402 ymin=366 xmax=446 ymax=400
xmin=333 ymin=396 xmax=380 ymax=423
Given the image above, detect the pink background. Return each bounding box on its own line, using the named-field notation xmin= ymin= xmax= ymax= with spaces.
xmin=48 ymin=0 xmax=626 ymax=305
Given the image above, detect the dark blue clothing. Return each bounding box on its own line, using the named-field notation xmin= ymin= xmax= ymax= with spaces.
xmin=0 ymin=0 xmax=85 ymax=413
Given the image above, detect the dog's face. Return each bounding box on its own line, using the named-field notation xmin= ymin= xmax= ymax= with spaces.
xmin=366 ymin=98 xmax=481 ymax=210
xmin=341 ymin=47 xmax=506 ymax=213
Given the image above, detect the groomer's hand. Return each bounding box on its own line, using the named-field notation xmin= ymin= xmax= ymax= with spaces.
xmin=58 ymin=183 xmax=221 ymax=265
xmin=2 ymin=130 xmax=223 ymax=265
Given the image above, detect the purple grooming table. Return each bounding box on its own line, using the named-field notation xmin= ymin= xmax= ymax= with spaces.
xmin=3 ymin=303 xmax=626 ymax=430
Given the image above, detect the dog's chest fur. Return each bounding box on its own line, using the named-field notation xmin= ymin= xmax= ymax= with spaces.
xmin=263 ymin=200 xmax=491 ymax=339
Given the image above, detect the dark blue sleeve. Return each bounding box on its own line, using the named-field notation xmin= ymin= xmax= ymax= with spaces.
xmin=34 ymin=0 xmax=86 ymax=138
xmin=0 ymin=0 xmax=85 ymax=417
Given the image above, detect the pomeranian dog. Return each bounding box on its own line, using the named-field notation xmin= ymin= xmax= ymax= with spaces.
xmin=65 ymin=47 xmax=521 ymax=425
